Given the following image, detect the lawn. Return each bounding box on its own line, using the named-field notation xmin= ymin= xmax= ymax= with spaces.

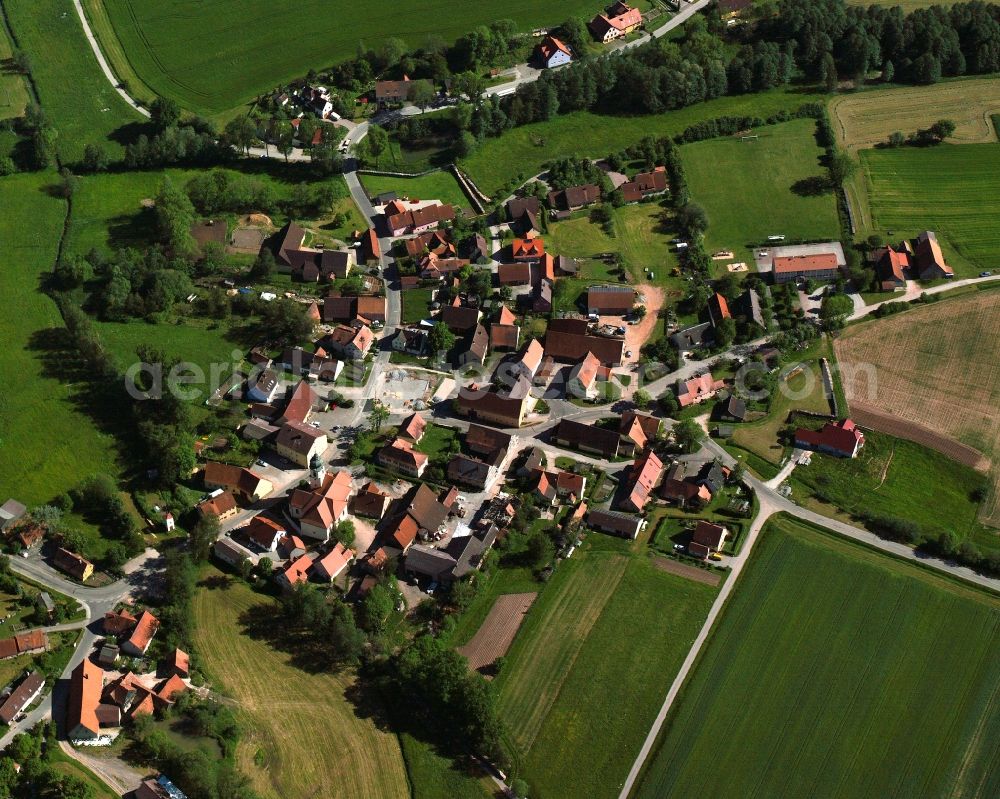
xmin=192 ymin=566 xmax=411 ymax=799
xmin=460 ymin=86 xmax=825 ymax=198
xmin=0 ymin=18 xmax=30 ymax=120
xmin=730 ymin=348 xmax=834 ymax=467
xmin=48 ymin=747 xmax=119 ymax=799
xmin=0 ymin=173 xmax=121 ymax=506
xmin=5 ymin=0 xmax=143 ymax=163
xmin=861 ymin=142 xmax=1000 ymax=276
xmin=633 ymin=515 xmax=1000 ymax=799
xmin=413 ymin=423 xmax=459 ymax=462
xmin=361 ymin=171 xmax=471 ymax=212
xmin=681 ymin=117 xmax=840 ymax=269
xmin=793 ymin=429 xmax=993 ymax=552
xmin=398 ymin=734 xmax=494 ymax=799
xmin=494 ymin=541 xmax=718 ymax=798
xmin=401 ymin=288 xmax=435 ymax=325
xmin=95 ymin=0 xmax=603 ymax=118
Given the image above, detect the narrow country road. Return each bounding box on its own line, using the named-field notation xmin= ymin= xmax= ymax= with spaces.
xmin=71 ymin=0 xmax=150 ymax=118
xmin=849 ymin=273 xmax=1000 ymax=320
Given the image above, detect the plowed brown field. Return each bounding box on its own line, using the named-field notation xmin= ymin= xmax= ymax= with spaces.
xmin=834 ymin=292 xmax=1000 ymax=523
xmin=456 ymin=592 xmax=537 ymax=673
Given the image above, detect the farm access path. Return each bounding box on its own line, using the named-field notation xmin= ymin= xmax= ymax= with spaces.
xmin=848 ymin=273 xmax=1000 ymax=321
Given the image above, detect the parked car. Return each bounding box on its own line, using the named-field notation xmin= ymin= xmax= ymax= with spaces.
xmin=980 ymin=271 xmax=992 ymax=277
xmin=673 ymin=544 xmax=685 ymax=552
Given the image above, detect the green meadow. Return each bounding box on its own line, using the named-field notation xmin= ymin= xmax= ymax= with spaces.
xmin=634 ymin=515 xmax=1000 ymax=799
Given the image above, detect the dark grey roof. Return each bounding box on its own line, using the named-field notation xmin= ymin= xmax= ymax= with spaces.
xmin=698 ymin=461 xmax=726 ymax=495
xmin=587 ymin=509 xmax=642 ymax=537
xmin=404 ymin=545 xmax=456 ymax=581
xmin=733 ymin=289 xmax=765 ymax=329
xmin=669 ymin=322 xmax=714 ymax=350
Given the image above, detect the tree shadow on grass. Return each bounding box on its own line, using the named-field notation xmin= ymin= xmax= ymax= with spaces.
xmin=791 ymin=176 xmax=833 ymax=197
xmin=236 ymin=601 xmax=352 ymax=675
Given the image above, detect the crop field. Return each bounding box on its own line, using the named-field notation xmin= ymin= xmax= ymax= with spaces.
xmin=6 ymin=0 xmax=142 ymax=163
xmin=861 ymin=142 xmax=1000 ymax=275
xmin=193 ymin=567 xmax=410 ymax=799
xmin=456 ymin=592 xmax=536 ymax=672
xmin=830 ymin=78 xmax=1000 ymax=152
xmin=634 ymin=515 xmax=1000 ymax=799
xmin=681 ymin=118 xmax=841 ymax=267
xmin=460 ymin=86 xmax=825 ymax=198
xmin=0 ymin=174 xmax=120 ymax=506
xmin=834 ymin=290 xmax=1000 ymax=525
xmin=361 ymin=171 xmax=471 ymax=212
xmin=495 ymin=545 xmax=717 ymax=798
xmin=96 ymin=0 xmax=602 ymax=117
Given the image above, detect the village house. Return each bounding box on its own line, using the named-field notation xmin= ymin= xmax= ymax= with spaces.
xmin=619 ymin=449 xmax=663 ymax=512
xmin=535 ymin=34 xmax=573 ymax=68
xmin=359 ymin=228 xmax=381 ymax=264
xmin=676 ymin=372 xmax=726 ymax=408
xmin=167 ymin=648 xmax=190 ymax=678
xmin=324 ymin=324 xmax=374 ymax=360
xmin=203 ymin=462 xmax=273 ymax=502
xmin=384 ymin=483 xmax=453 ymax=553
xmin=67 ymin=659 xmax=115 ymax=741
xmin=619 ymin=166 xmax=667 ymax=203
xmin=278 ymin=533 xmax=307 ymax=560
xmin=288 ymin=470 xmax=354 ymax=541
xmin=122 ymin=610 xmax=160 ymax=657
xmin=772 ymin=253 xmax=842 ymax=284
xmin=567 ymin=351 xmax=611 ymax=399
xmin=447 ymin=453 xmax=500 ymax=490
xmin=439 ymin=304 xmax=482 ymax=334
xmin=690 ymin=520 xmax=727 ymax=559
xmin=323 ymin=294 xmax=387 ymax=326
xmin=659 ymin=461 xmax=715 ymax=507
xmin=0 ymin=499 xmax=26 ymax=532
xmin=545 ymin=318 xmax=625 ymax=366
xmin=378 ymin=438 xmax=429 ymax=477
xmin=552 ymin=418 xmax=621 ymax=459
xmin=619 ymin=410 xmax=662 ymax=455
xmin=53 ymin=548 xmax=94 ymax=582
xmin=393 ymin=326 xmax=429 ymax=356
xmin=506 ymin=196 xmax=541 ymax=233
xmin=455 ymin=374 xmax=533 ymax=428
xmin=587 ymin=508 xmax=644 ymax=539
xmin=708 ymin=292 xmax=731 ymax=328
xmin=214 ymin=537 xmax=257 ymax=568
xmin=384 ymin=201 xmax=455 ymax=237
xmin=277 ymin=381 xmax=319 ymax=426
xmin=873 ymin=246 xmax=909 ymax=291
xmin=197 ymin=490 xmax=238 ymax=522
xmin=246 ymin=368 xmax=279 ymax=403
xmin=512 ymin=237 xmax=545 ymax=263
xmin=0 ymin=671 xmax=44 ymax=725
xmin=795 ymin=418 xmax=866 ymax=458
xmin=531 ymin=468 xmax=587 ymax=505
xmin=374 ymin=75 xmax=432 ymax=105
xmin=273 ymin=421 xmax=328 ymax=468
xmin=715 ymin=394 xmax=748 ymax=423
xmin=403 ymin=524 xmax=498 ymax=587
xmin=458 ymin=324 xmax=490 ymax=367
xmin=277 ymin=555 xmax=314 ymax=590
xmin=913 ymin=230 xmax=954 ymax=280
xmin=548 ymin=184 xmax=600 ymax=212
xmin=104 ymin=608 xmax=137 ymax=637
xmin=311 ymin=542 xmax=355 ymax=582
xmin=532 ymin=279 xmax=553 ymax=314
xmin=351 ymin=482 xmax=392 ymax=519
xmin=398 ymin=413 xmax=427 ymax=443
xmin=245 ymin=515 xmax=286 ymax=552
xmin=498 ymin=261 xmax=532 ymax=287
xmin=587 ymin=285 xmax=637 ymax=315
xmin=490 ymin=305 xmax=521 ymax=352
xmin=0 ymin=630 xmax=48 ymax=661
xmin=732 ymin=288 xmax=767 ymax=329
xmin=670 ymin=321 xmax=714 ymax=352
xmin=265 ymin=222 xmax=354 ymax=281
xmin=589 ymin=1 xmax=643 ymax=42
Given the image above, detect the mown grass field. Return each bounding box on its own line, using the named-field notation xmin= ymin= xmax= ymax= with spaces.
xmin=794 ymin=429 xmax=992 ymax=551
xmin=835 ymin=290 xmax=1000 ymax=526
xmin=493 ymin=539 xmax=718 ymax=798
xmin=460 ymin=86 xmax=825 ymax=198
xmin=0 ymin=18 xmax=30 ymax=120
xmin=861 ymin=142 xmax=1000 ymax=275
xmin=634 ymin=515 xmax=1000 ymax=799
xmin=0 ymin=173 xmax=120 ymax=506
xmin=361 ymin=170 xmax=470 ymax=212
xmin=96 ymin=0 xmax=602 ymax=117
xmin=193 ymin=566 xmax=411 ymax=799
xmin=6 ymin=0 xmax=142 ymax=163
xmin=681 ymin=118 xmax=840 ymax=268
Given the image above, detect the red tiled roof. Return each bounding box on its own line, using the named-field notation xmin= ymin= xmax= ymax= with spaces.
xmin=125 ymin=610 xmax=160 ymax=654
xmin=68 ymin=659 xmax=104 ymax=737
xmin=512 ymin=238 xmax=545 ymax=260
xmin=280 ymin=555 xmax=313 ymax=586
xmin=773 ymin=253 xmax=839 ymax=274
xmin=692 ymin=520 xmax=726 ymax=549
xmin=795 ymin=419 xmax=865 ymax=457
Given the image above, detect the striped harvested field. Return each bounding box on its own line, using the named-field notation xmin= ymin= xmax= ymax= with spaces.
xmin=456 ymin=592 xmax=536 ymax=672
xmin=830 ymin=79 xmax=1000 ymax=152
xmin=633 ymin=515 xmax=1000 ymax=799
xmin=835 ymin=291 xmax=1000 ymax=525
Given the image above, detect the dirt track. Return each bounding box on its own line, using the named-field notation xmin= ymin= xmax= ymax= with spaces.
xmin=850 ymin=403 xmax=990 ymax=472
xmin=457 ymin=592 xmax=536 ymax=672
xmin=652 ymin=557 xmax=721 ymax=586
